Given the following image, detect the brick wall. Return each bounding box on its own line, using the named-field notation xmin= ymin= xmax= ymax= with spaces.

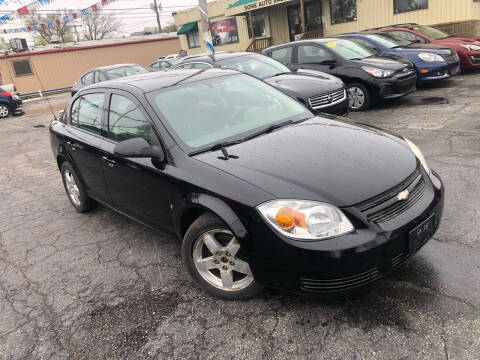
xmin=431 ymin=20 xmax=480 ymax=38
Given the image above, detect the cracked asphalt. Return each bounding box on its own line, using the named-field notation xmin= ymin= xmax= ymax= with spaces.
xmin=1 ymin=71 xmax=480 ymax=360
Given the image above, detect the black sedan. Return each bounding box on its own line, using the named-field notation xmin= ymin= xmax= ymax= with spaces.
xmin=171 ymin=52 xmax=348 ymax=116
xmin=263 ymin=38 xmax=418 ymax=111
xmin=71 ymin=64 xmax=149 ymax=96
xmin=0 ymin=87 xmax=22 ymax=118
xmin=50 ymin=69 xmax=444 ymax=299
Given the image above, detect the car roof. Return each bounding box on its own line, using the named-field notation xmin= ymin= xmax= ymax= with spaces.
xmin=336 ymin=31 xmax=378 ymax=37
xmin=178 ymin=51 xmax=252 ymax=63
xmin=85 ymin=68 xmax=240 ymax=93
xmin=79 ymin=64 xmax=143 ymax=78
xmin=364 ymin=23 xmax=420 ymax=31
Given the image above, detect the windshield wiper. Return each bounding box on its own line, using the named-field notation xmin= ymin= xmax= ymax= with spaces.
xmin=190 ymin=139 xmax=243 ymax=156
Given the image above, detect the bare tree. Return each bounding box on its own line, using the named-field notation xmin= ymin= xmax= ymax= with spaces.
xmin=81 ymin=11 xmax=121 ymax=40
xmin=24 ymin=10 xmax=74 ymax=44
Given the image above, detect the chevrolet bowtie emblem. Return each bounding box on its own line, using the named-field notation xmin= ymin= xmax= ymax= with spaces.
xmin=397 ymin=189 xmax=410 ymax=201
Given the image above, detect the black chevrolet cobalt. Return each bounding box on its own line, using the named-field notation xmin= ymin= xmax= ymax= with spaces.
xmin=50 ymin=69 xmax=444 ymax=299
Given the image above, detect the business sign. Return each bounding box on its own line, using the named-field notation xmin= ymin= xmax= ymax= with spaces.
xmin=226 ymin=0 xmax=293 ymax=15
xmin=210 ymin=18 xmax=239 ymax=46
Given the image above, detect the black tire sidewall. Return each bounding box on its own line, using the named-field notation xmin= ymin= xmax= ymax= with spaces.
xmin=60 ymin=161 xmax=94 ymax=213
xmin=347 ymin=82 xmax=371 ymax=111
xmin=182 ymin=213 xmax=263 ymax=300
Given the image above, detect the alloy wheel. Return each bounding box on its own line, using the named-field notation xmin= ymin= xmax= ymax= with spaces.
xmin=347 ymin=86 xmax=365 ymax=110
xmin=64 ymin=169 xmax=81 ymax=206
xmin=193 ymin=229 xmax=253 ymax=291
xmin=0 ymin=105 xmax=9 ymax=117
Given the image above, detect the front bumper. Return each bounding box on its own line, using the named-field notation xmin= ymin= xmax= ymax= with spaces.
xmin=373 ymin=73 xmax=417 ymax=99
xmin=458 ymin=50 xmax=480 ymax=68
xmin=417 ymin=61 xmax=460 ymax=83
xmin=244 ymin=170 xmax=444 ymax=294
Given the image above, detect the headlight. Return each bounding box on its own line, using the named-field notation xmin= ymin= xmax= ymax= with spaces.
xmin=256 ymin=200 xmax=354 ymax=240
xmin=361 ymin=66 xmax=394 ymax=78
xmin=417 ymin=53 xmax=444 ymax=62
xmin=404 ymin=138 xmax=431 ymax=176
xmin=461 ymin=44 xmax=480 ymax=51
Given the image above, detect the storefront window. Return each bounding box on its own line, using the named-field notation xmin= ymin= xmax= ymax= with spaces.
xmin=247 ymin=13 xmax=266 ymax=38
xmin=187 ymin=31 xmax=200 ymax=48
xmin=329 ymin=0 xmax=357 ymax=25
xmin=394 ymin=0 xmax=428 ymax=13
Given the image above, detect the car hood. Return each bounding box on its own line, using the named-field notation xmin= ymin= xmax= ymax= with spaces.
xmin=438 ymin=37 xmax=480 ymax=46
xmin=399 ymin=43 xmax=454 ymax=54
xmin=351 ymin=54 xmax=411 ymax=70
xmin=194 ymin=117 xmax=417 ymax=207
xmin=264 ymin=73 xmax=343 ymax=98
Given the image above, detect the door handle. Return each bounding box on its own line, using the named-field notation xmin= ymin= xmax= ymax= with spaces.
xmin=102 ymin=156 xmax=116 ymax=167
xmin=66 ymin=141 xmax=85 ymax=151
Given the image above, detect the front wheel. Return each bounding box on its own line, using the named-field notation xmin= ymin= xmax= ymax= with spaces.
xmin=347 ymin=83 xmax=371 ymax=111
xmin=0 ymin=104 xmax=10 ymax=118
xmin=182 ymin=213 xmax=264 ymax=300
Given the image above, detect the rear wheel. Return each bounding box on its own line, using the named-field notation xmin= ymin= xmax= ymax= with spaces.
xmin=0 ymin=104 xmax=10 ymax=118
xmin=60 ymin=162 xmax=97 ymax=213
xmin=347 ymin=83 xmax=371 ymax=111
xmin=182 ymin=213 xmax=264 ymax=300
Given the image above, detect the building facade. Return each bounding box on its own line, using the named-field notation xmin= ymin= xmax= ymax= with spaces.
xmin=174 ymin=0 xmax=480 ymax=55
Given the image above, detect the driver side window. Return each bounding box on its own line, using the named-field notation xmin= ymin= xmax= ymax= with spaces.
xmin=386 ymin=30 xmax=427 ymax=44
xmin=298 ymin=45 xmax=333 ymax=64
xmin=107 ymin=94 xmax=159 ymax=145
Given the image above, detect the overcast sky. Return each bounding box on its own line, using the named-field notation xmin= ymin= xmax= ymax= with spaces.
xmin=0 ymin=0 xmax=201 ymax=43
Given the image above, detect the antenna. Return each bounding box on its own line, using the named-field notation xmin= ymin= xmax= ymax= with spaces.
xmin=29 ymin=57 xmax=58 ymax=121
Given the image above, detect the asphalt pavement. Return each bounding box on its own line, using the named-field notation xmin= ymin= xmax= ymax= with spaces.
xmin=0 ymin=72 xmax=479 ymax=359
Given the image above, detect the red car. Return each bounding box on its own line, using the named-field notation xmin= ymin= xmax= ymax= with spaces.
xmin=373 ymin=24 xmax=480 ymax=69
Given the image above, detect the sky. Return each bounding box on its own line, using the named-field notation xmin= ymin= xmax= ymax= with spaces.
xmin=0 ymin=0 xmax=201 ymax=43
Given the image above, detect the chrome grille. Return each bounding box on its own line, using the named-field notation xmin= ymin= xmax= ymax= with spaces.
xmin=368 ymin=177 xmax=425 ymax=223
xmin=308 ymin=88 xmax=346 ymax=109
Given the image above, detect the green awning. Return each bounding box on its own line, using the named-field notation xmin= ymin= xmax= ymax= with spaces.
xmin=177 ymin=22 xmax=198 ymax=35
xmin=227 ymin=0 xmax=255 ymax=9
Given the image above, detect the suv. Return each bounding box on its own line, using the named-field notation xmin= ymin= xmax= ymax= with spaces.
xmin=263 ymin=38 xmax=417 ymax=111
xmin=373 ymin=24 xmax=480 ymax=69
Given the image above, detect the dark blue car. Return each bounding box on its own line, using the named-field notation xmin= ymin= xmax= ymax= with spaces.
xmin=0 ymin=88 xmax=22 ymax=118
xmin=335 ymin=32 xmax=460 ymax=84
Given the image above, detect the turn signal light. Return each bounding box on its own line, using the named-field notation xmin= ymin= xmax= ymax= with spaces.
xmin=420 ymin=70 xmax=429 ymax=74
xmin=275 ymin=207 xmax=306 ymax=230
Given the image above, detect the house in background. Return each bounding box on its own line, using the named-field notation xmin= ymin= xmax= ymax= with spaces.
xmin=174 ymin=0 xmax=480 ymax=55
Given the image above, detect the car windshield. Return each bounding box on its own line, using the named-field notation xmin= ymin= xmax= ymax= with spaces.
xmin=412 ymin=25 xmax=449 ymax=40
xmin=106 ymin=65 xmax=148 ymax=79
xmin=326 ymin=39 xmax=376 ymax=60
xmin=149 ymin=73 xmax=310 ymax=151
xmin=217 ymin=55 xmax=291 ymax=79
xmin=366 ymin=34 xmax=411 ymax=48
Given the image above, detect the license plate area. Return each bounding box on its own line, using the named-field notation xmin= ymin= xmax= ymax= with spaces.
xmin=409 ymin=214 xmax=435 ymax=253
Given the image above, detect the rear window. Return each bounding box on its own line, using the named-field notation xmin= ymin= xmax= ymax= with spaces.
xmin=106 ymin=65 xmax=148 ymax=79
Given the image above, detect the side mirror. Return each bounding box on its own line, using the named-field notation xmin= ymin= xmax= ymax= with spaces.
xmin=321 ymin=59 xmax=336 ymax=68
xmin=114 ymin=137 xmax=165 ymax=162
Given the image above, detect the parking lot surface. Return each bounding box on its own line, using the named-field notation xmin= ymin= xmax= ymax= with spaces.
xmin=1 ymin=72 xmax=480 ymax=360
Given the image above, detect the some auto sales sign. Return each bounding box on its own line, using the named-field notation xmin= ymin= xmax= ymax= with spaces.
xmin=210 ymin=18 xmax=239 ymax=46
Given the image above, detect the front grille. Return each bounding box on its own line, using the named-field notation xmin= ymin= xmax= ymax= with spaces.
xmin=299 ymin=267 xmax=382 ymax=293
xmin=308 ymin=88 xmax=346 ymax=109
xmin=392 ymin=252 xmax=410 ymax=269
xmin=395 ymin=64 xmax=415 ymax=79
xmin=368 ymin=176 xmax=425 ymax=223
xmin=356 ymin=168 xmax=421 ymax=212
xmin=444 ymin=53 xmax=459 ymax=63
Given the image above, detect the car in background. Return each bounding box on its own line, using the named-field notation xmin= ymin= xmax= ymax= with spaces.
xmin=50 ymin=68 xmax=444 ymax=299
xmin=71 ymin=64 xmax=149 ymax=96
xmin=147 ymin=58 xmax=181 ymax=71
xmin=171 ymin=52 xmax=349 ymax=116
xmin=373 ymin=24 xmax=480 ymax=69
xmin=0 ymin=87 xmax=22 ymax=118
xmin=263 ymin=38 xmax=417 ymax=111
xmin=335 ymin=32 xmax=460 ymax=84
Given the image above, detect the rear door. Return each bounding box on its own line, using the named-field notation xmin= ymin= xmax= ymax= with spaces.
xmin=64 ymin=91 xmax=111 ymax=203
xmin=99 ymin=90 xmax=174 ymax=233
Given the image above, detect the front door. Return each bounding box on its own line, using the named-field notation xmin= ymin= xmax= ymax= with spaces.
xmin=287 ymin=1 xmax=323 ymax=41
xmin=100 ymin=91 xmax=174 ymax=235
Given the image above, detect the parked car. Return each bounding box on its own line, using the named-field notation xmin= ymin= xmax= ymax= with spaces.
xmin=0 ymin=87 xmax=22 ymax=118
xmin=71 ymin=64 xmax=149 ymax=96
xmin=147 ymin=58 xmax=180 ymax=71
xmin=263 ymin=38 xmax=417 ymax=111
xmin=171 ymin=52 xmax=349 ymax=116
xmin=50 ymin=68 xmax=444 ymax=299
xmin=372 ymin=24 xmax=480 ymax=69
xmin=335 ymin=32 xmax=460 ymax=83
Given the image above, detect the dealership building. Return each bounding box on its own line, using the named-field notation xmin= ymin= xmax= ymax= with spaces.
xmin=174 ymin=0 xmax=480 ymax=54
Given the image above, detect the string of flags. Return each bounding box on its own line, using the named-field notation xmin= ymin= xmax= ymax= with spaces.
xmin=0 ymin=0 xmax=116 ymax=33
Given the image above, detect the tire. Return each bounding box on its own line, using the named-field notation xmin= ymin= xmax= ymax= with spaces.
xmin=0 ymin=104 xmax=10 ymax=118
xmin=182 ymin=213 xmax=264 ymax=300
xmin=346 ymin=83 xmax=371 ymax=111
xmin=60 ymin=161 xmax=97 ymax=213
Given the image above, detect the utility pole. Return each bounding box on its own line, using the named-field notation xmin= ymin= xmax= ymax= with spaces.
xmin=153 ymin=0 xmax=162 ymax=33
xmin=199 ymin=0 xmax=214 ymax=55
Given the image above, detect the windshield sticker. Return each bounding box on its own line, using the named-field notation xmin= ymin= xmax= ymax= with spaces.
xmin=327 ymin=41 xmax=336 ymax=47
